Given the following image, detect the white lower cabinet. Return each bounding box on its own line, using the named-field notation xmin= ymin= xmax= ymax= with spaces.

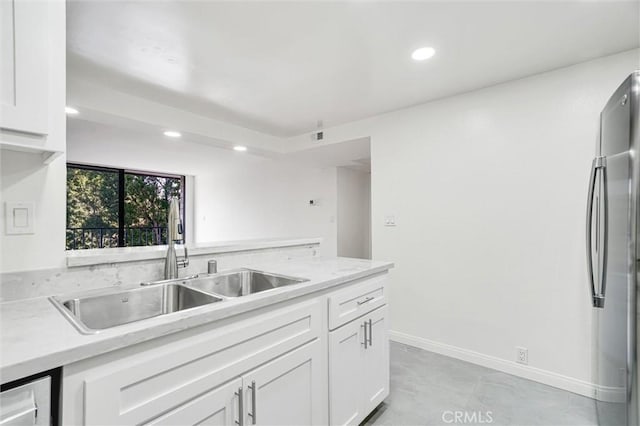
xmin=62 ymin=299 xmax=325 ymax=425
xmin=329 ymin=305 xmax=389 ymax=426
xmin=61 ymin=274 xmax=390 ymax=426
xmin=148 ymin=340 xmax=323 ymax=426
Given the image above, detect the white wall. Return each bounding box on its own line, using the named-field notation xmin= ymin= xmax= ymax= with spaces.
xmin=0 ymin=1 xmax=66 ymax=273
xmin=286 ymin=49 xmax=640 ymax=393
xmin=66 ymin=120 xmax=338 ymax=256
xmin=337 ymin=167 xmax=371 ymax=259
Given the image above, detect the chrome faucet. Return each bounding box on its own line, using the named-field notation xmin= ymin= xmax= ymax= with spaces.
xmin=164 ymin=197 xmax=189 ymax=279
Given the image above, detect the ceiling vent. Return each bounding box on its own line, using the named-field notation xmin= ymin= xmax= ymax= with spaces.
xmin=310 ymin=131 xmax=324 ymax=142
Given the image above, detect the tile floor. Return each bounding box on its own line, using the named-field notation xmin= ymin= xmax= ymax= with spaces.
xmin=365 ymin=342 xmax=598 ymax=426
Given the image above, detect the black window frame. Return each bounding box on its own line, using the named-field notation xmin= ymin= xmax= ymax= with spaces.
xmin=66 ymin=162 xmax=186 ymax=249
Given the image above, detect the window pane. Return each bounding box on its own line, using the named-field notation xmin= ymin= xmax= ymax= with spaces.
xmin=66 ymin=164 xmax=185 ymax=250
xmin=124 ymin=173 xmax=183 ymax=247
xmin=66 ymin=167 xmax=119 ymax=250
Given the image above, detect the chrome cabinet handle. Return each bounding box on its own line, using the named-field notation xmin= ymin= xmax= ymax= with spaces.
xmin=361 ymin=322 xmax=368 ymax=349
xmin=357 ymin=296 xmax=374 ymax=305
xmin=586 ymin=157 xmax=607 ymax=308
xmin=235 ymin=387 xmax=244 ymax=426
xmin=367 ymin=319 xmax=373 ymax=346
xmin=248 ymin=381 xmax=257 ymax=424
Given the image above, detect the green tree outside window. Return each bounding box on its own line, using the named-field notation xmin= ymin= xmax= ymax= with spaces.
xmin=66 ymin=164 xmax=184 ymax=250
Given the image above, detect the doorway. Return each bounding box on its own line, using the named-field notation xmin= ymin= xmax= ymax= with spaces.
xmin=337 ymin=164 xmax=371 ymax=259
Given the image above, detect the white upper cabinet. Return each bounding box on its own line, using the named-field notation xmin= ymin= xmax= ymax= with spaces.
xmin=1 ymin=0 xmax=49 ymax=135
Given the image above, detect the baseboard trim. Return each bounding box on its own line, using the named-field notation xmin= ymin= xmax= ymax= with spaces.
xmin=389 ymin=330 xmax=598 ymax=399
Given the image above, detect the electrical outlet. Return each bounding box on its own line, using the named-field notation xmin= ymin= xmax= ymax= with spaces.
xmin=516 ymin=347 xmax=528 ymax=365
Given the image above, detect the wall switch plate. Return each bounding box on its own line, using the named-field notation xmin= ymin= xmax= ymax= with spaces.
xmin=384 ymin=215 xmax=396 ymax=226
xmin=516 ymin=347 xmax=528 ymax=365
xmin=5 ymin=202 xmax=35 ymax=235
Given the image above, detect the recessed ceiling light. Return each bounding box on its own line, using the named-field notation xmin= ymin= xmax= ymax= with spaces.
xmin=65 ymin=106 xmax=79 ymax=115
xmin=233 ymin=146 xmax=247 ymax=152
xmin=163 ymin=130 xmax=182 ymax=138
xmin=411 ymin=47 xmax=436 ymax=61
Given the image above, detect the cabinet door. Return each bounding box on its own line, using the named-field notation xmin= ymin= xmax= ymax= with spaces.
xmin=0 ymin=0 xmax=48 ymax=134
xmin=243 ymin=340 xmax=323 ymax=426
xmin=362 ymin=306 xmax=389 ymax=414
xmin=328 ymin=317 xmax=365 ymax=426
xmin=146 ymin=378 xmax=242 ymax=426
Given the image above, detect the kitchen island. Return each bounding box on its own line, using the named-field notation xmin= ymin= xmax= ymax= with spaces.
xmin=1 ymin=256 xmax=392 ymax=425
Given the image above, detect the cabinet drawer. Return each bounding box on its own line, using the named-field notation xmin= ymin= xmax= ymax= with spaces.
xmin=328 ymin=274 xmax=387 ymax=330
xmin=78 ymin=299 xmax=321 ymax=425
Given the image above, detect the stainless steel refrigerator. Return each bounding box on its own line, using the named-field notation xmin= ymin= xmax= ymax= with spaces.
xmin=588 ymin=71 xmax=639 ymax=426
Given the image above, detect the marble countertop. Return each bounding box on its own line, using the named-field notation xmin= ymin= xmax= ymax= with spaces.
xmin=0 ymin=257 xmax=393 ymax=384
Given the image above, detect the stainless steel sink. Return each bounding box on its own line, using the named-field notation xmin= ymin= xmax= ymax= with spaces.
xmin=50 ymin=284 xmax=223 ymax=334
xmin=51 ymin=269 xmax=308 ymax=334
xmin=185 ymin=269 xmax=308 ymax=298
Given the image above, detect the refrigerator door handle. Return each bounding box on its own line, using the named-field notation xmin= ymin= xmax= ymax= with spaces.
xmin=587 ymin=156 xmax=607 ymax=308
xmin=599 ymin=157 xmax=609 ymax=306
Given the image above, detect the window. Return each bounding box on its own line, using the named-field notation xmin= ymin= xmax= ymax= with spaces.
xmin=66 ymin=163 xmax=185 ymax=250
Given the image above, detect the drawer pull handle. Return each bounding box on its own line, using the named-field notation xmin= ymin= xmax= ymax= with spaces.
xmin=357 ymin=296 xmax=374 ymax=305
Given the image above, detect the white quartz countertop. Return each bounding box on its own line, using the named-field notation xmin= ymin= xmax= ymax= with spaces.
xmin=0 ymin=257 xmax=393 ymax=383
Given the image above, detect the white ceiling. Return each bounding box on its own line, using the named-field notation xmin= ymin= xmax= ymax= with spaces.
xmin=284 ymin=137 xmax=371 ymax=172
xmin=67 ymin=1 xmax=640 ymax=137
xmin=68 ymin=116 xmax=371 ymax=169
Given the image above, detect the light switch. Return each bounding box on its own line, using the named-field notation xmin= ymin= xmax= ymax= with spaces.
xmin=13 ymin=208 xmax=29 ymax=227
xmin=384 ymin=215 xmax=396 ymax=226
xmin=5 ymin=202 xmax=35 ymax=235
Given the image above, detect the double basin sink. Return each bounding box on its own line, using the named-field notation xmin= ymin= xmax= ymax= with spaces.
xmin=50 ymin=269 xmax=308 ymax=334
